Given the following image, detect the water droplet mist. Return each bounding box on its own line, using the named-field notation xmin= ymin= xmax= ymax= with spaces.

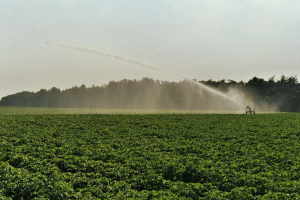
xmin=46 ymin=41 xmax=265 ymax=112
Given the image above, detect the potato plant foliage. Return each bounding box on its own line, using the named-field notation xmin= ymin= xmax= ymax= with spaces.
xmin=0 ymin=113 xmax=300 ymax=199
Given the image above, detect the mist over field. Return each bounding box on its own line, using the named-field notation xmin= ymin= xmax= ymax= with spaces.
xmin=1 ymin=75 xmax=298 ymax=112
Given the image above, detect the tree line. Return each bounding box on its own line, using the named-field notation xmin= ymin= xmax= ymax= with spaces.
xmin=199 ymin=75 xmax=299 ymax=112
xmin=0 ymin=76 xmax=299 ymax=112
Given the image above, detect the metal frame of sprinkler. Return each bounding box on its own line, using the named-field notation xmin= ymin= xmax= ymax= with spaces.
xmin=246 ymin=106 xmax=255 ymax=114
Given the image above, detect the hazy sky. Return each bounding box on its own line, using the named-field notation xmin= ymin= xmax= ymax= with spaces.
xmin=1 ymin=0 xmax=300 ymax=98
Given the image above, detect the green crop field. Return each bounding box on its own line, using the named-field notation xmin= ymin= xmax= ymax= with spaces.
xmin=0 ymin=107 xmax=299 ymax=199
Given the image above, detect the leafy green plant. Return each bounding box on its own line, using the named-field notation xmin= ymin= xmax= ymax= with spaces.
xmin=0 ymin=113 xmax=300 ymax=198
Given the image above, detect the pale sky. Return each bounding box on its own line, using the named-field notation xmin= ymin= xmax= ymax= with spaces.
xmin=1 ymin=0 xmax=300 ymax=98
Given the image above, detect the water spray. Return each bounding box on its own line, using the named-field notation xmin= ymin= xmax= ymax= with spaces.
xmin=46 ymin=41 xmax=247 ymax=109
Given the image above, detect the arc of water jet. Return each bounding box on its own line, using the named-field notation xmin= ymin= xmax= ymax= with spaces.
xmin=46 ymin=41 xmax=246 ymax=108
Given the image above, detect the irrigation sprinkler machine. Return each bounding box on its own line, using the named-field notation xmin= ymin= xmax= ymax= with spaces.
xmin=246 ymin=106 xmax=255 ymax=114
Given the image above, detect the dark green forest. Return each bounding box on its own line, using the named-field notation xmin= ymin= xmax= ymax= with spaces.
xmin=1 ymin=75 xmax=299 ymax=112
